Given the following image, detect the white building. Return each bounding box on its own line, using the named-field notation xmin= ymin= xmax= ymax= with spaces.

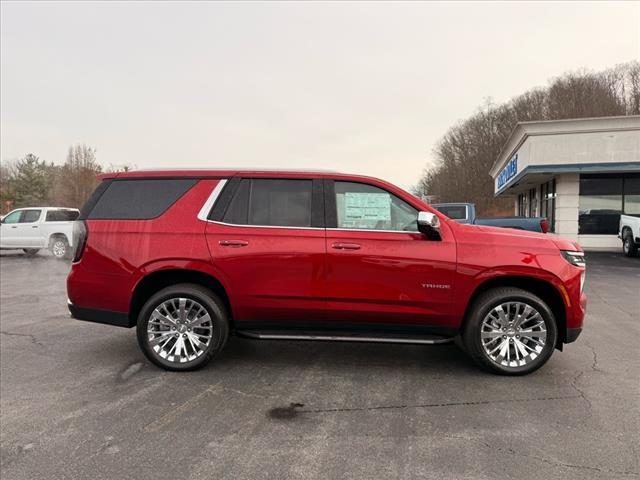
xmin=490 ymin=116 xmax=640 ymax=250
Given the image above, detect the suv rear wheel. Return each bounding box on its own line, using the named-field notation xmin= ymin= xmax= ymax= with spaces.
xmin=136 ymin=284 xmax=229 ymax=371
xmin=49 ymin=236 xmax=69 ymax=259
xmin=462 ymin=287 xmax=557 ymax=375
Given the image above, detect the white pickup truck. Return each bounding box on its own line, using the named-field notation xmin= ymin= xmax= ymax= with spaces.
xmin=0 ymin=207 xmax=79 ymax=258
xmin=619 ymin=214 xmax=640 ymax=257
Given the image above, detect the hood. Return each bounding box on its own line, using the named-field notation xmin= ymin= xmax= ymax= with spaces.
xmin=461 ymin=222 xmax=549 ymax=240
xmin=550 ymin=236 xmax=583 ymax=252
xmin=452 ymin=222 xmax=582 ymax=251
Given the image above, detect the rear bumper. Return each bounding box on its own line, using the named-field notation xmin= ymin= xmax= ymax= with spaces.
xmin=68 ymin=301 xmax=134 ymax=328
xmin=565 ymin=327 xmax=582 ymax=343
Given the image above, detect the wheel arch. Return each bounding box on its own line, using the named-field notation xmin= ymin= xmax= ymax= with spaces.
xmin=462 ymin=275 xmax=567 ymax=349
xmin=129 ymin=268 xmax=233 ymax=327
xmin=48 ymin=232 xmax=70 ymax=244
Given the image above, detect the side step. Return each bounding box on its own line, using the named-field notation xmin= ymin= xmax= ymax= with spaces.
xmin=236 ymin=330 xmax=454 ymax=345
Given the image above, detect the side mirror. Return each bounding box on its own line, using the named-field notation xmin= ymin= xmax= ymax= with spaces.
xmin=417 ymin=211 xmax=441 ymax=240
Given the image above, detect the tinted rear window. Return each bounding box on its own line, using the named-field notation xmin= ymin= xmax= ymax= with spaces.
xmin=222 ymin=179 xmax=250 ymax=225
xmin=250 ymin=179 xmax=312 ymax=227
xmin=219 ymin=178 xmax=313 ymax=227
xmin=87 ymin=179 xmax=198 ymax=220
xmin=46 ymin=210 xmax=79 ymax=222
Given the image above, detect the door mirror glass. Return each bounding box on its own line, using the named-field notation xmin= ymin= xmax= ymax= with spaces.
xmin=417 ymin=211 xmax=441 ymax=240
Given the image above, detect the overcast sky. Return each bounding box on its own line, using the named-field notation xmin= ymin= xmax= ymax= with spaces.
xmin=1 ymin=1 xmax=638 ymax=188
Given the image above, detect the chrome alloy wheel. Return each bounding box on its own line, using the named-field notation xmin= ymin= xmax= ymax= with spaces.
xmin=52 ymin=240 xmax=66 ymax=258
xmin=146 ymin=298 xmax=213 ymax=364
xmin=480 ymin=302 xmax=547 ymax=368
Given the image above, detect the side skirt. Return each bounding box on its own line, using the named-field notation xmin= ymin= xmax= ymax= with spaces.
xmin=236 ymin=330 xmax=454 ymax=345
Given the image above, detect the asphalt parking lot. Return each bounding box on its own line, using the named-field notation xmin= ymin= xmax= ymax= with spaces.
xmin=1 ymin=250 xmax=639 ymax=480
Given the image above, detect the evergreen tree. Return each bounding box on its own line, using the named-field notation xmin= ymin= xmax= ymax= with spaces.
xmin=10 ymin=154 xmax=50 ymax=207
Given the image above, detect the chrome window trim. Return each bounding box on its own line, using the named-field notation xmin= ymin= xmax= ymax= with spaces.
xmin=197 ymin=179 xmax=228 ymax=221
xmin=327 ymin=227 xmax=419 ymax=234
xmin=207 ymin=220 xmax=323 ymax=231
xmin=205 ymin=222 xmax=417 ymax=233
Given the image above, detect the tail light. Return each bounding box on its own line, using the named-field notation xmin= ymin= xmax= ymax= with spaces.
xmin=72 ymin=220 xmax=88 ymax=262
xmin=540 ymin=218 xmax=549 ymax=234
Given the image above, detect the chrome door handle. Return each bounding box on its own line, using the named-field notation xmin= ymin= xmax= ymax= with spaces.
xmin=331 ymin=242 xmax=361 ymax=250
xmin=10 ymin=226 xmax=17 ymax=229
xmin=32 ymin=226 xmax=39 ymax=228
xmin=219 ymin=240 xmax=249 ymax=247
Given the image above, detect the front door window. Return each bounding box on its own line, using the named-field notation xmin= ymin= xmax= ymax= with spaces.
xmin=334 ymin=181 xmax=418 ymax=232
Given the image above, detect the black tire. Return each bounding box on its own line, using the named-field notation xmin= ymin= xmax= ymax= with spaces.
xmin=49 ymin=236 xmax=70 ymax=260
xmin=462 ymin=287 xmax=557 ymax=375
xmin=136 ymin=283 xmax=229 ymax=371
xmin=622 ymin=230 xmax=638 ymax=257
xmin=22 ymin=248 xmax=40 ymax=256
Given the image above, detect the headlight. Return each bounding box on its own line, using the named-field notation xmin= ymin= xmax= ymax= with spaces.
xmin=560 ymin=250 xmax=586 ymax=268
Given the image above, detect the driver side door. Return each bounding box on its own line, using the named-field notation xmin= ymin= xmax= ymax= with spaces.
xmin=0 ymin=210 xmax=24 ymax=248
xmin=324 ymin=180 xmax=457 ymax=331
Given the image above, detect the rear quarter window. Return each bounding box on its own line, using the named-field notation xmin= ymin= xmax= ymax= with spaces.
xmin=46 ymin=210 xmax=80 ymax=222
xmin=87 ymin=179 xmax=198 ymax=220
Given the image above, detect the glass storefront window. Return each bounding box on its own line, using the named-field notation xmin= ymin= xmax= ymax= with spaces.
xmin=540 ymin=179 xmax=556 ymax=232
xmin=528 ymin=188 xmax=537 ymax=217
xmin=624 ymin=178 xmax=640 ymax=216
xmin=579 ymin=174 xmax=640 ymax=234
xmin=517 ymin=193 xmax=528 ymax=217
xmin=625 ymin=195 xmax=640 ymax=215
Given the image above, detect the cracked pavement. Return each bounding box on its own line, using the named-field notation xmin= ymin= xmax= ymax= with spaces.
xmin=1 ymin=250 xmax=639 ymax=479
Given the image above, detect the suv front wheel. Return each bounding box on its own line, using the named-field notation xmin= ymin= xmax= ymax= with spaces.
xmin=136 ymin=284 xmax=229 ymax=371
xmin=462 ymin=287 xmax=557 ymax=375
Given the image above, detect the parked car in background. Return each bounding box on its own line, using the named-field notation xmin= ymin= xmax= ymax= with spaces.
xmin=433 ymin=202 xmax=549 ymax=233
xmin=67 ymin=169 xmax=586 ymax=375
xmin=0 ymin=207 xmax=80 ymax=258
xmin=619 ymin=214 xmax=640 ymax=257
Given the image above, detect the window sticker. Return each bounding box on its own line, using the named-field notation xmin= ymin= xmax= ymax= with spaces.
xmin=344 ymin=192 xmax=391 ymax=222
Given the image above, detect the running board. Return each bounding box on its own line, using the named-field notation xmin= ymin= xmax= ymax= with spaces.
xmin=236 ymin=330 xmax=454 ymax=345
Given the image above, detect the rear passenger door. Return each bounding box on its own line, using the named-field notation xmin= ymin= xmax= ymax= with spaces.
xmin=204 ymin=177 xmax=326 ymax=327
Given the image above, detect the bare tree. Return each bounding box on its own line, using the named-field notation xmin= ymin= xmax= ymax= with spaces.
xmin=105 ymin=163 xmax=136 ymax=173
xmin=56 ymin=145 xmax=102 ymax=208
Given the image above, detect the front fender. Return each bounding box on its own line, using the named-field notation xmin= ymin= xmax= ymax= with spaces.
xmin=453 ymin=264 xmax=569 ymax=321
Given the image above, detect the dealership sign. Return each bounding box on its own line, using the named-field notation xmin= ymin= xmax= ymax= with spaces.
xmin=497 ymin=153 xmax=518 ymax=189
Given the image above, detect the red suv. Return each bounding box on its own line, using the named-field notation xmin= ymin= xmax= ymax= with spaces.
xmin=67 ymin=169 xmax=587 ymax=374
